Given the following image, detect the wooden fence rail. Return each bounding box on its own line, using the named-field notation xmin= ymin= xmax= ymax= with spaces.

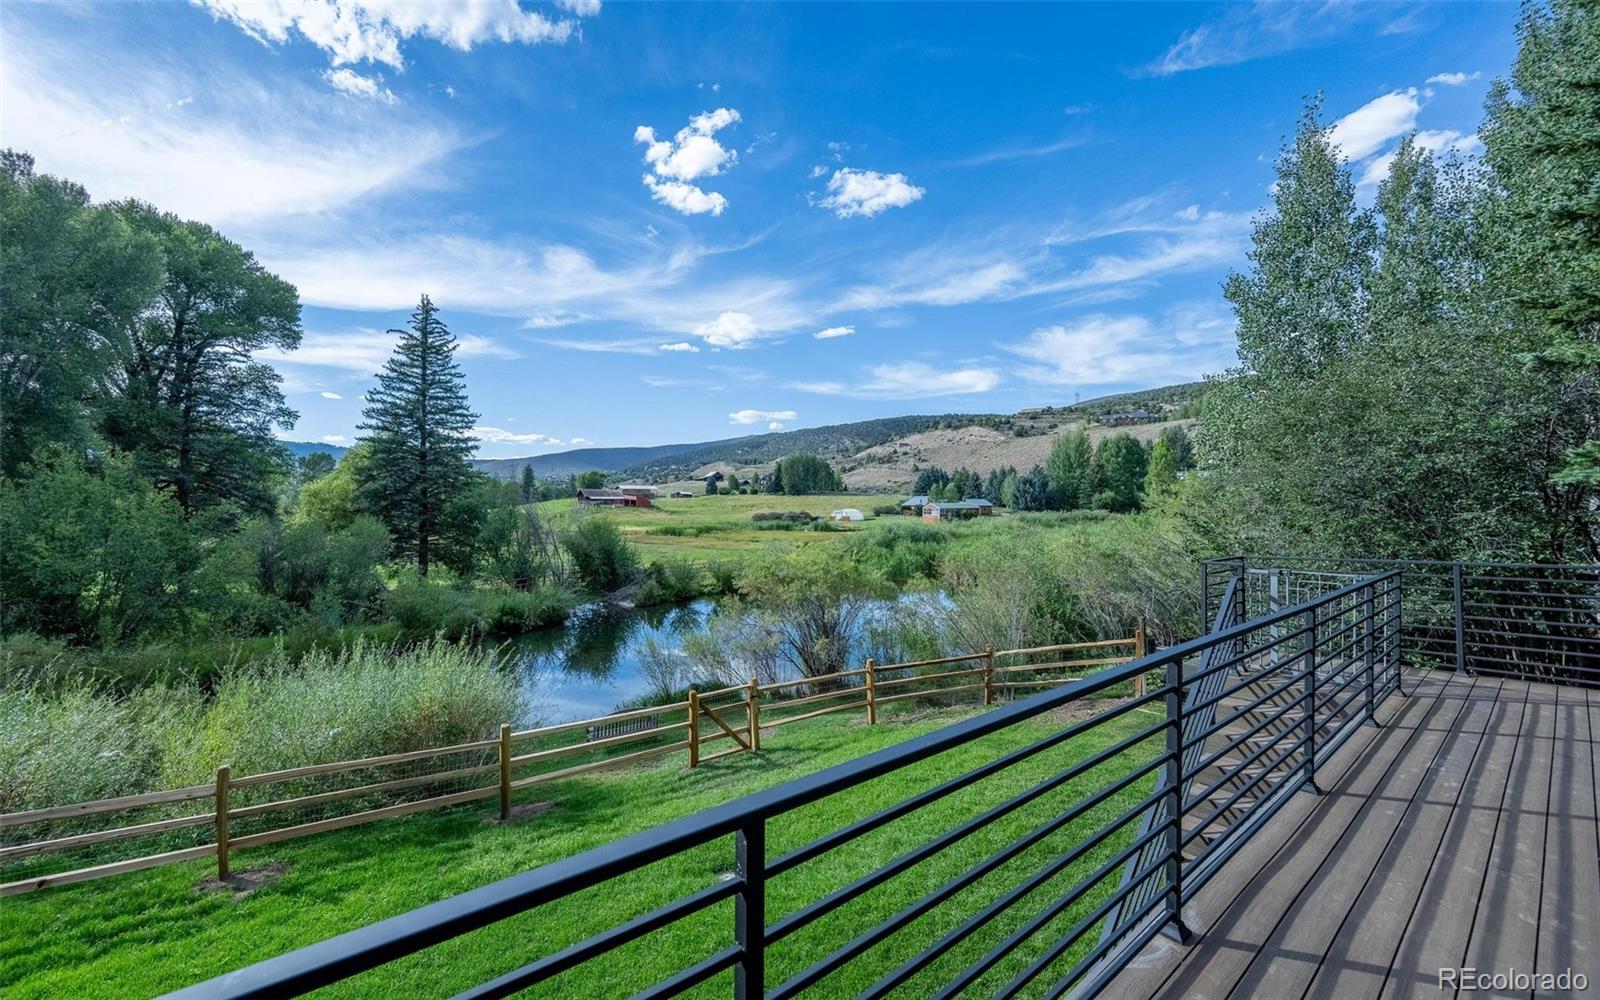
xmin=0 ymin=632 xmax=1142 ymax=896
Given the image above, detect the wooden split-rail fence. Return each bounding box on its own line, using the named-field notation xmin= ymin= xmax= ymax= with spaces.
xmin=0 ymin=630 xmax=1145 ymax=897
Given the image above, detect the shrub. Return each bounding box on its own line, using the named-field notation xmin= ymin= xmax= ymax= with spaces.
xmin=562 ymin=517 xmax=639 ymax=593
xmin=479 ymin=586 xmax=572 ymax=635
xmin=871 ymin=504 xmax=901 ymax=516
xmin=634 ymin=561 xmax=705 ymax=607
xmin=750 ymin=510 xmax=815 ymax=523
xmin=383 ymin=572 xmax=481 ymax=640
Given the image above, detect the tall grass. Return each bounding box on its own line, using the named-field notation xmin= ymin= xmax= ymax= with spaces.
xmin=0 ymin=639 xmax=527 ymax=812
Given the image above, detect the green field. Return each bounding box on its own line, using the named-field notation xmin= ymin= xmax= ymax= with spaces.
xmin=2 ymin=703 xmax=1158 ymax=1000
xmin=543 ymin=492 xmax=916 ymax=563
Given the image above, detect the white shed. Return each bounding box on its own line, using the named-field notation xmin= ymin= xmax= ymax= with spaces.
xmin=830 ymin=508 xmax=865 ymax=522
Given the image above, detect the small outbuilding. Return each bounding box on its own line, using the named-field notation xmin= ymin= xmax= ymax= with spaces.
xmin=830 ymin=508 xmax=865 ymax=522
xmin=900 ymin=495 xmax=931 ymax=515
xmin=922 ymin=499 xmax=994 ymax=522
xmin=671 ymin=490 xmax=696 ymax=498
xmin=578 ymin=488 xmax=652 ymax=508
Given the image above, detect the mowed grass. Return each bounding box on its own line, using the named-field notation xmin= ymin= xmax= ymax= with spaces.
xmin=541 ymin=493 xmax=904 ymax=563
xmin=1 ymin=699 xmax=1163 ymax=1000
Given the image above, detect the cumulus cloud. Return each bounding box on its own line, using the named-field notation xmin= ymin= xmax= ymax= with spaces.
xmin=1328 ymin=89 xmax=1421 ymax=161
xmin=635 ymin=108 xmax=741 ymax=216
xmin=194 ymin=0 xmax=590 ymax=70
xmin=569 ymin=437 xmax=593 ymax=446
xmin=818 ymin=168 xmax=925 ymax=219
xmin=694 ymin=311 xmax=762 ymax=348
xmin=813 ymin=325 xmax=855 ymax=340
xmin=470 ymin=426 xmax=565 ymax=446
xmin=729 ymin=408 xmax=797 ymax=426
xmin=1426 ymin=71 xmax=1481 ymax=86
xmin=321 ymin=434 xmax=348 ymax=444
xmin=790 ymin=362 xmax=1000 ymax=399
xmin=323 ymin=68 xmax=395 ymax=104
xmin=319 ymin=391 xmax=343 ymax=399
xmin=658 ymin=341 xmax=700 ymax=352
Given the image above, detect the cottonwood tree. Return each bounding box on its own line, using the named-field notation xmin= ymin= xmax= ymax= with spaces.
xmin=357 ymin=295 xmax=479 ymax=575
xmin=99 ymin=202 xmax=301 ymax=516
xmin=1046 ymin=429 xmax=1093 ymax=510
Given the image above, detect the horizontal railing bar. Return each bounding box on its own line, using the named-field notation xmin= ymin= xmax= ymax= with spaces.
xmin=766 ymin=692 xmax=1161 ymax=877
xmin=1 ymin=843 xmax=218 ymax=897
xmin=627 ymin=945 xmax=741 ymax=1000
xmin=0 ymin=810 xmax=214 ymax=860
xmin=1 ymin=784 xmax=214 ymax=827
xmin=513 ymin=702 xmax=686 ymax=741
xmin=876 ymin=651 xmax=986 ymax=671
xmin=874 ymin=683 xmax=985 ymax=706
xmin=995 ymin=638 xmax=1135 ymax=658
xmin=509 ymin=725 xmax=686 ymax=768
xmin=230 ymin=741 xmax=499 ymax=789
xmin=755 ymin=668 xmax=866 ymax=692
xmin=229 ymin=763 xmax=499 ymax=820
xmin=228 ymin=786 xmax=498 ymax=852
xmin=762 ymin=700 xmax=868 ymax=728
xmin=453 ymin=880 xmax=742 ymax=1000
xmin=1182 ymin=733 xmax=1309 ymax=853
xmin=872 ymin=666 xmax=983 ymax=690
xmin=511 ymin=742 xmax=690 ymax=790
xmin=994 ymin=655 xmax=1133 ymax=674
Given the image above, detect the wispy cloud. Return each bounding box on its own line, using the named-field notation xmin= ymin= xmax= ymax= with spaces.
xmin=658 ymin=342 xmax=700 ymax=353
xmin=790 ymin=362 xmax=1000 ymax=399
xmin=1328 ymin=89 xmax=1421 ymax=161
xmin=470 ymin=426 xmax=568 ymax=447
xmin=323 ymin=68 xmax=395 ymax=104
xmin=193 ymin=0 xmax=591 ymax=71
xmin=1004 ymin=302 xmax=1237 ymax=386
xmin=1141 ymin=2 xmax=1426 ymax=77
xmin=948 ymin=135 xmax=1090 ymax=168
xmin=1426 ymin=70 xmax=1481 ymax=86
xmin=258 ymin=328 xmax=516 ymax=375
xmin=729 ymin=408 xmax=797 ymax=427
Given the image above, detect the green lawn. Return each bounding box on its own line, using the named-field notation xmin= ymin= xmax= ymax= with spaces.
xmin=1 ymin=701 xmax=1161 ymax=999
xmin=542 ymin=493 xmax=912 ymax=563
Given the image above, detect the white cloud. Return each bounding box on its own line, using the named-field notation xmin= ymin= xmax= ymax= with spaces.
xmin=1005 ymin=304 xmax=1237 ymax=386
xmin=320 ymin=434 xmax=348 ymax=444
xmin=319 ymin=391 xmax=343 ymax=399
xmin=729 ymin=408 xmax=797 ymax=426
xmin=193 ymin=0 xmax=590 ymax=71
xmin=324 ymin=68 xmax=396 ymax=104
xmin=658 ymin=342 xmax=700 ymax=353
xmin=3 ymin=26 xmax=460 ymax=225
xmin=767 ymin=422 xmax=783 ymax=430
xmin=1426 ymin=71 xmax=1481 ymax=86
xmin=1328 ymin=89 xmax=1421 ymax=162
xmin=569 ymin=437 xmax=593 ymax=446
xmin=695 ymin=311 xmax=762 ymax=349
xmin=470 ymin=426 xmax=564 ymax=446
xmin=835 ymin=261 xmax=1026 ymax=311
xmin=257 ymin=329 xmax=516 ymax=374
xmin=813 ymin=325 xmax=855 ymax=340
xmin=790 ymin=362 xmax=1000 ymax=400
xmin=1356 ymin=129 xmax=1484 ymax=188
xmin=1143 ymin=3 xmax=1419 ymax=76
xmin=809 ymin=165 xmax=829 ymax=179
xmin=818 ymin=168 xmax=925 ymax=219
xmin=635 ymin=109 xmax=741 ymax=216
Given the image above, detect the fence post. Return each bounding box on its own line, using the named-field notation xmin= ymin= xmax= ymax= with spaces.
xmin=214 ymin=765 xmax=230 ymax=880
xmin=687 ymin=689 xmax=701 ymax=768
xmin=1133 ymin=622 xmax=1148 ymax=698
xmin=1162 ymin=653 xmax=1191 ymax=943
xmin=981 ymin=646 xmax=995 ymax=706
xmin=865 ymin=659 xmax=877 ymax=724
xmin=498 ymin=723 xmax=512 ymax=820
xmin=732 ymin=819 xmax=766 ymax=999
xmin=1452 ymin=562 xmax=1467 ymax=676
xmin=1363 ymin=585 xmax=1377 ymax=727
xmin=747 ymin=677 xmax=761 ymax=752
xmin=1301 ymin=607 xmax=1321 ymax=795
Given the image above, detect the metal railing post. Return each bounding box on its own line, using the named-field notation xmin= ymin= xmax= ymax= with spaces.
xmin=1392 ymin=576 xmax=1406 ymax=695
xmin=1452 ymin=562 xmax=1467 ymax=676
xmin=1162 ymin=653 xmax=1192 ymax=942
xmin=733 ymin=820 xmax=766 ymax=999
xmin=1363 ymin=585 xmax=1377 ymax=727
xmin=1300 ymin=606 xmax=1321 ymax=795
xmin=1199 ymin=561 xmax=1210 ymax=631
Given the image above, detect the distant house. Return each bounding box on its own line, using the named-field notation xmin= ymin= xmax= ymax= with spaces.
xmin=617 ymin=485 xmax=655 ymax=507
xmin=922 ymin=499 xmax=993 ymax=523
xmin=900 ymin=495 xmax=931 ymax=515
xmin=1098 ymin=409 xmax=1155 ymax=426
xmin=701 ymin=471 xmax=725 ymax=484
xmin=830 ymin=508 xmax=865 ymax=522
xmin=671 ymin=490 xmax=696 ymax=498
xmin=578 ymin=488 xmax=651 ymax=508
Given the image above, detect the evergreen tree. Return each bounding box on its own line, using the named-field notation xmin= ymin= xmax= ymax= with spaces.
xmin=912 ymin=466 xmax=950 ymax=496
xmin=357 ymin=295 xmax=479 ymax=576
xmin=1045 ymin=429 xmax=1093 ymax=510
xmin=520 ymin=464 xmax=537 ymax=504
xmin=1157 ymin=425 xmax=1195 ymax=472
xmin=1011 ymin=465 xmax=1052 ymax=511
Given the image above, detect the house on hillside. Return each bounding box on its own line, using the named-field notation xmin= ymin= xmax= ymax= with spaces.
xmin=578 ymin=488 xmax=651 ymax=508
xmin=922 ymin=499 xmax=993 ymax=522
xmin=900 ymin=495 xmax=931 ymax=515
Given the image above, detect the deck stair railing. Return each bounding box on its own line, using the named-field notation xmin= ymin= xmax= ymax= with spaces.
xmin=170 ymin=572 xmax=1403 ymax=1000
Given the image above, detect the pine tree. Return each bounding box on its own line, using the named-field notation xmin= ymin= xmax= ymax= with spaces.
xmin=520 ymin=464 xmax=537 ymax=504
xmin=357 ymin=295 xmax=479 ymax=576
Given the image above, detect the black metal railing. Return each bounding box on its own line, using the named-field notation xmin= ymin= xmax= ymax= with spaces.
xmin=167 ymin=573 xmax=1402 ymax=1000
xmin=1203 ymin=556 xmax=1600 ymax=688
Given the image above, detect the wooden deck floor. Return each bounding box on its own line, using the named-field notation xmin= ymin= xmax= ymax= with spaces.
xmin=1107 ymin=669 xmax=1600 ymax=1000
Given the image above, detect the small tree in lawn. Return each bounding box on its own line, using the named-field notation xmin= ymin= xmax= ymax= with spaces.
xmin=357 ymin=294 xmax=478 ymax=576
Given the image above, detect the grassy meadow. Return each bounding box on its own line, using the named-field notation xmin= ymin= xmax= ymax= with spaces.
xmin=1 ymin=702 xmax=1160 ymax=1000
xmin=541 ymin=492 xmax=913 ymax=563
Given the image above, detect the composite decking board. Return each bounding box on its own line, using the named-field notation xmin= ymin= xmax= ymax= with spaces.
xmin=1219 ymin=673 xmax=1487 ymax=1000
xmin=1113 ymin=670 xmax=1454 ymax=1000
xmin=1105 ymin=671 xmax=1442 ymax=1000
xmin=1534 ymin=682 xmax=1600 ymax=997
xmin=1375 ymin=679 xmax=1533 ymax=1000
xmin=1459 ymin=679 xmax=1558 ymax=998
xmin=1107 ymin=676 xmax=1431 ymax=998
xmin=1300 ymin=676 xmax=1511 ymax=1000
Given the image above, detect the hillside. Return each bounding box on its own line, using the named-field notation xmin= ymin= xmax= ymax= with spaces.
xmin=474 ymin=441 xmax=714 ymax=479
xmin=279 ymin=440 xmax=348 ymax=462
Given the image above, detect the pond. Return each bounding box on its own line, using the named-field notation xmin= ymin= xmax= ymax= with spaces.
xmin=512 ymin=592 xmax=951 ymax=722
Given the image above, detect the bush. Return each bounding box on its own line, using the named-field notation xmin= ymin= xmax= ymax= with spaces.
xmin=562 ymin=517 xmax=639 ymax=593
xmin=750 ymin=510 xmax=815 ymax=523
xmin=634 ymin=561 xmax=706 ymax=607
xmin=479 ymin=587 xmax=572 ymax=635
xmin=871 ymin=504 xmax=901 ymax=517
xmin=383 ymin=572 xmax=481 ymax=640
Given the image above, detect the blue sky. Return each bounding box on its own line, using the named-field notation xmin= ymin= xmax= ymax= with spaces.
xmin=4 ymin=2 xmax=1515 ymax=457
